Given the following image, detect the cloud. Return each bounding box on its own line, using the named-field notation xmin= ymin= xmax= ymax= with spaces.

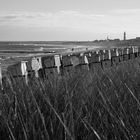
xmin=0 ymin=9 xmax=140 ymax=37
xmin=112 ymin=9 xmax=140 ymax=14
xmin=0 ymin=11 xmax=105 ymax=30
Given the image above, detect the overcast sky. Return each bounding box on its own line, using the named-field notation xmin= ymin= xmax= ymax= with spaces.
xmin=0 ymin=0 xmax=140 ymax=41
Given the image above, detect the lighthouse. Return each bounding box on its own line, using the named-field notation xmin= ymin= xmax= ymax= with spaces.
xmin=124 ymin=32 xmax=126 ymax=41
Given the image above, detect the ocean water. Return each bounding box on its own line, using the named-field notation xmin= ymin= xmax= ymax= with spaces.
xmin=0 ymin=41 xmax=103 ymax=73
xmin=0 ymin=41 xmax=102 ymax=59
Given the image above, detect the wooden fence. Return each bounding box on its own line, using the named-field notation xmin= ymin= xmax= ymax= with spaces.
xmin=0 ymin=45 xmax=140 ymax=88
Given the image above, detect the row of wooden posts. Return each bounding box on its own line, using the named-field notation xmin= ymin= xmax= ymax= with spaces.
xmin=1 ymin=45 xmax=140 ymax=88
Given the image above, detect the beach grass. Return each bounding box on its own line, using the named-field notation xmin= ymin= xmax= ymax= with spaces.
xmin=0 ymin=58 xmax=140 ymax=140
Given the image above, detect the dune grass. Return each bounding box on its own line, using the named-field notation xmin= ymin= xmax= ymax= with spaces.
xmin=1 ymin=58 xmax=140 ymax=140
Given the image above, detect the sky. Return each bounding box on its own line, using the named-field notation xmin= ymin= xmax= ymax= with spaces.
xmin=0 ymin=0 xmax=140 ymax=41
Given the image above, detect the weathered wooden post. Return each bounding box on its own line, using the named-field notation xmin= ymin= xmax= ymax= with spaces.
xmin=21 ymin=61 xmax=28 ymax=84
xmin=30 ymin=57 xmax=43 ymax=79
xmin=98 ymin=50 xmax=104 ymax=61
xmin=54 ymin=54 xmax=61 ymax=74
xmin=129 ymin=47 xmax=135 ymax=59
xmin=86 ymin=51 xmax=102 ymax=72
xmin=117 ymin=48 xmax=123 ymax=62
xmin=26 ymin=58 xmax=33 ymax=74
xmin=61 ymin=54 xmax=74 ymax=75
xmin=0 ymin=63 xmax=3 ymax=90
xmin=7 ymin=61 xmax=28 ymax=85
xmin=74 ymin=53 xmax=89 ymax=72
xmin=138 ymin=46 xmax=140 ymax=57
xmin=69 ymin=53 xmax=80 ymax=74
xmin=133 ymin=46 xmax=138 ymax=58
xmin=111 ymin=48 xmax=120 ymax=66
xmin=101 ymin=49 xmax=112 ymax=69
xmin=41 ymin=55 xmax=58 ymax=80
xmin=123 ymin=47 xmax=129 ymax=61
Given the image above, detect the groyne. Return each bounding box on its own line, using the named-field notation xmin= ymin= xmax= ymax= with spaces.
xmin=1 ymin=45 xmax=140 ymax=88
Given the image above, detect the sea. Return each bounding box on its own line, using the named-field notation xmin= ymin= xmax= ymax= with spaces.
xmin=0 ymin=41 xmax=103 ymax=73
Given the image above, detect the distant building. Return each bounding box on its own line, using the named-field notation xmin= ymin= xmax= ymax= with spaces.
xmin=113 ymin=39 xmax=120 ymax=42
xmin=124 ymin=32 xmax=126 ymax=41
xmin=107 ymin=36 xmax=109 ymax=42
xmin=136 ymin=37 xmax=140 ymax=40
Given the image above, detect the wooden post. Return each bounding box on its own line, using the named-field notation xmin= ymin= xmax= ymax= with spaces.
xmin=123 ymin=47 xmax=129 ymax=61
xmin=111 ymin=48 xmax=120 ymax=66
xmin=61 ymin=55 xmax=74 ymax=76
xmin=129 ymin=47 xmax=135 ymax=59
xmin=101 ymin=49 xmax=112 ymax=69
xmin=133 ymin=46 xmax=138 ymax=58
